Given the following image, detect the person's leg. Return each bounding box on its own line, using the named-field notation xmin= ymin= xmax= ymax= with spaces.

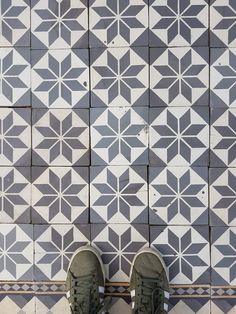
xmin=130 ymin=248 xmax=169 ymax=313
xmin=66 ymin=246 xmax=110 ymax=314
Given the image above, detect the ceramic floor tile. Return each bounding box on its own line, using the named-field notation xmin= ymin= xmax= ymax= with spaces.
xmin=210 ymin=108 xmax=236 ymax=167
xmin=35 ymin=295 xmax=70 ymax=314
xmin=149 ymin=167 xmax=208 ymax=225
xmin=210 ymin=0 xmax=236 ymax=47
xmin=0 ymin=167 xmax=30 ymax=223
xmin=32 ymin=109 xmax=89 ymax=166
xmin=0 ymin=1 xmax=30 ymax=47
xmin=169 ymin=299 xmax=210 ymax=314
xmin=31 ymin=49 xmax=89 ymax=109
xmin=0 ymin=295 xmax=35 ymax=314
xmin=0 ymin=108 xmax=31 ymax=166
xmin=211 ymin=299 xmax=236 ymax=313
xmin=149 ymin=0 xmax=209 ymax=47
xmin=150 ymin=47 xmax=209 ymax=107
xmin=210 ymin=168 xmax=236 ymax=226
xmin=90 ymin=166 xmax=148 ymax=224
xmin=31 ymin=0 xmax=88 ymax=49
xmin=0 ymin=224 xmax=33 ymax=280
xmin=211 ymin=227 xmax=236 ymax=285
xmin=91 ymin=224 xmax=149 ymax=282
xmin=90 ymin=47 xmax=149 ymax=107
xmin=211 ymin=48 xmax=236 ymax=108
xmin=89 ymin=0 xmax=148 ymax=47
xmin=34 ymin=224 xmax=90 ymax=281
xmin=0 ymin=48 xmax=30 ymax=107
xmin=149 ymin=107 xmax=209 ymax=166
xmin=32 ymin=167 xmax=89 ymax=224
xmin=91 ymin=107 xmax=148 ymax=165
xmin=150 ymin=226 xmax=210 ymax=284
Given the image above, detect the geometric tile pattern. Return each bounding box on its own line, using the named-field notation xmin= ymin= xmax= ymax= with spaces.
xmin=90 ymin=47 xmax=149 ymax=107
xmin=149 ymin=167 xmax=208 ymax=225
xmin=90 ymin=166 xmax=148 ymax=224
xmin=150 ymin=47 xmax=209 ymax=107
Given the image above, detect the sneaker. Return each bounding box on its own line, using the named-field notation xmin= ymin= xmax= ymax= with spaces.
xmin=66 ymin=246 xmax=110 ymax=314
xmin=130 ymin=248 xmax=169 ymax=313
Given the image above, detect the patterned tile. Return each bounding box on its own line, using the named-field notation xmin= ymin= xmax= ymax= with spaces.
xmin=90 ymin=47 xmax=149 ymax=107
xmin=169 ymin=299 xmax=210 ymax=313
xmin=149 ymin=107 xmax=209 ymax=166
xmin=149 ymin=0 xmax=209 ymax=47
xmin=31 ymin=0 xmax=88 ymax=49
xmin=35 ymin=295 xmax=70 ymax=314
xmin=211 ymin=227 xmax=236 ymax=285
xmin=90 ymin=166 xmax=148 ymax=224
xmin=91 ymin=107 xmax=148 ymax=165
xmin=211 ymin=48 xmax=236 ymax=108
xmin=150 ymin=226 xmax=210 ymax=284
xmin=0 ymin=0 xmax=30 ymax=47
xmin=89 ymin=0 xmax=148 ymax=47
xmin=0 ymin=167 xmax=30 ymax=223
xmin=91 ymin=224 xmax=149 ymax=282
xmin=32 ymin=167 xmax=89 ymax=224
xmin=149 ymin=167 xmax=208 ymax=225
xmin=32 ymin=109 xmax=89 ymax=166
xmin=0 ymin=224 xmax=33 ymax=280
xmin=0 ymin=48 xmax=30 ymax=107
xmin=150 ymin=47 xmax=209 ymax=107
xmin=0 ymin=295 xmax=35 ymax=314
xmin=210 ymin=108 xmax=236 ymax=167
xmin=210 ymin=0 xmax=236 ymax=47
xmin=211 ymin=299 xmax=236 ymax=314
xmin=34 ymin=224 xmax=90 ymax=281
xmin=32 ymin=49 xmax=89 ymax=108
xmin=0 ymin=109 xmax=31 ymax=166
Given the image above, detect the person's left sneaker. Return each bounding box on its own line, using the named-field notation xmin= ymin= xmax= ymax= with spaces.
xmin=66 ymin=246 xmax=110 ymax=314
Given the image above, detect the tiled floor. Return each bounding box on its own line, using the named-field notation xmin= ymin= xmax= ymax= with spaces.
xmin=0 ymin=0 xmax=236 ymax=313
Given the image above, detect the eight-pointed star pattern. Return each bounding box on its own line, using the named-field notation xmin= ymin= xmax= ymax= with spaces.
xmin=149 ymin=0 xmax=208 ymax=47
xmin=32 ymin=109 xmax=89 ymax=166
xmin=90 ymin=166 xmax=148 ymax=224
xmin=32 ymin=49 xmax=89 ymax=108
xmin=91 ymin=107 xmax=148 ymax=165
xmin=31 ymin=0 xmax=88 ymax=49
xmin=149 ymin=167 xmax=208 ymax=225
xmin=91 ymin=224 xmax=149 ymax=282
xmin=32 ymin=167 xmax=89 ymax=224
xmin=149 ymin=107 xmax=209 ymax=166
xmin=90 ymin=47 xmax=149 ymax=107
xmin=0 ymin=0 xmax=30 ymax=46
xmin=151 ymin=226 xmax=210 ymax=284
xmin=150 ymin=47 xmax=209 ymax=107
xmin=89 ymin=0 xmax=148 ymax=47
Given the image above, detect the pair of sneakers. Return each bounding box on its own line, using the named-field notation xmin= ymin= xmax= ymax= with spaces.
xmin=66 ymin=246 xmax=169 ymax=314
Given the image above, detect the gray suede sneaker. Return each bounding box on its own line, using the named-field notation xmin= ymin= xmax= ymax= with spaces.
xmin=66 ymin=246 xmax=110 ymax=314
xmin=130 ymin=248 xmax=169 ymax=314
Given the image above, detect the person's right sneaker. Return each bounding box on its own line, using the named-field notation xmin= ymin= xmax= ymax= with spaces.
xmin=130 ymin=248 xmax=169 ymax=314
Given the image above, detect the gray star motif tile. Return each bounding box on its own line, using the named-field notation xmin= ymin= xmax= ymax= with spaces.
xmin=149 ymin=107 xmax=209 ymax=166
xmin=34 ymin=224 xmax=90 ymax=281
xmin=32 ymin=49 xmax=89 ymax=108
xmin=150 ymin=47 xmax=209 ymax=107
xmin=31 ymin=0 xmax=88 ymax=49
xmin=91 ymin=224 xmax=149 ymax=282
xmin=32 ymin=167 xmax=89 ymax=224
xmin=0 ymin=109 xmax=31 ymax=166
xmin=89 ymin=0 xmax=148 ymax=47
xmin=150 ymin=226 xmax=210 ymax=284
xmin=91 ymin=107 xmax=148 ymax=165
xmin=90 ymin=47 xmax=149 ymax=107
xmin=211 ymin=48 xmax=236 ymax=108
xmin=211 ymin=299 xmax=236 ymax=314
xmin=32 ymin=109 xmax=89 ymax=166
xmin=0 ymin=295 xmax=35 ymax=314
xmin=149 ymin=0 xmax=209 ymax=47
xmin=35 ymin=295 xmax=70 ymax=314
xmin=0 ymin=167 xmax=30 ymax=223
xmin=90 ymin=166 xmax=148 ymax=224
xmin=210 ymin=108 xmax=236 ymax=167
xmin=149 ymin=167 xmax=208 ymax=225
xmin=0 ymin=0 xmax=30 ymax=46
xmin=0 ymin=224 xmax=33 ymax=280
xmin=0 ymin=48 xmax=30 ymax=107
